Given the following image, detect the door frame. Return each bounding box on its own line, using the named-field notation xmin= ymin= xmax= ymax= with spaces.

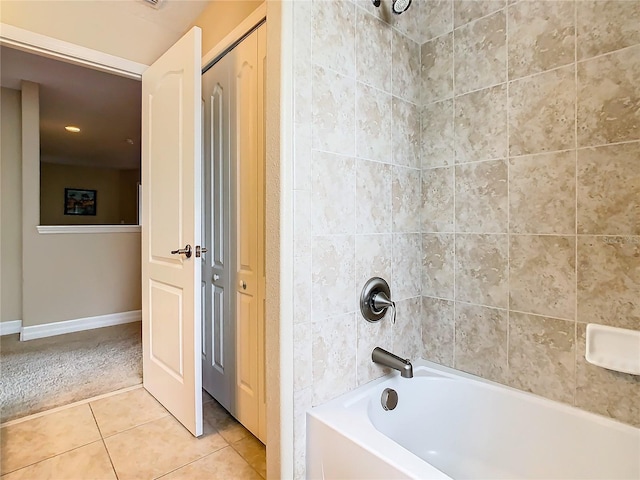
xmin=1 ymin=14 xmax=292 ymax=478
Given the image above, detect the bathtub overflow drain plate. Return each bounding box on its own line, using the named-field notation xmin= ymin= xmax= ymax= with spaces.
xmin=381 ymin=388 xmax=398 ymax=411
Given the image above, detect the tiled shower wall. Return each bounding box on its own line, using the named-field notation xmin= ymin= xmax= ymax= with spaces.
xmin=290 ymin=0 xmax=426 ymax=477
xmin=290 ymin=0 xmax=639 ymax=477
xmin=420 ymin=0 xmax=639 ymax=429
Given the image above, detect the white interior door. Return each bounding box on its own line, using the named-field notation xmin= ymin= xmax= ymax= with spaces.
xmin=202 ymin=51 xmax=235 ymax=413
xmin=141 ymin=27 xmax=203 ymax=437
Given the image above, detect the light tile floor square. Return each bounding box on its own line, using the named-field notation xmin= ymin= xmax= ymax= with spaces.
xmin=0 ymin=387 xmax=265 ymax=480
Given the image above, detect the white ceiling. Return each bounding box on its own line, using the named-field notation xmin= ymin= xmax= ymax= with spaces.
xmin=1 ymin=45 xmax=142 ymax=170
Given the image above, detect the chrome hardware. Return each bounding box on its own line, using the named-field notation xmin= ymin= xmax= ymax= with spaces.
xmin=372 ymin=347 xmax=413 ymax=378
xmin=170 ymin=244 xmax=192 ymax=258
xmin=240 ymin=280 xmax=247 ymax=290
xmin=213 ymin=274 xmax=220 ymax=281
xmin=360 ymin=277 xmax=396 ymax=324
xmin=195 ymin=245 xmax=208 ymax=258
xmin=381 ymin=388 xmax=399 ymax=411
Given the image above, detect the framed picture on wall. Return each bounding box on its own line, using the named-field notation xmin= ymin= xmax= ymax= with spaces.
xmin=64 ymin=188 xmax=97 ymax=216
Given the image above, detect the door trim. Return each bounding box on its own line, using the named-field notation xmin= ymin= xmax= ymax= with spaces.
xmin=0 ymin=23 xmax=147 ymax=78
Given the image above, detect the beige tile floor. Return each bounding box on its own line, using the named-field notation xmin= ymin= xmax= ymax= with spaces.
xmin=0 ymin=386 xmax=265 ymax=480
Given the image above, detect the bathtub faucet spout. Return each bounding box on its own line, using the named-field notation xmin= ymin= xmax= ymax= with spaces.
xmin=372 ymin=347 xmax=413 ymax=378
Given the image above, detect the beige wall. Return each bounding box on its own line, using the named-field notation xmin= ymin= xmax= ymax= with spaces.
xmin=40 ymin=163 xmax=138 ymax=225
xmin=289 ymin=0 xmax=640 ymax=477
xmin=20 ymin=81 xmax=141 ymax=328
xmin=1 ymin=87 xmax=23 ymax=323
xmin=192 ymin=0 xmax=263 ymax=55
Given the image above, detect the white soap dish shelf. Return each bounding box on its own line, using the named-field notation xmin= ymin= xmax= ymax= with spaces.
xmin=585 ymin=324 xmax=640 ymax=375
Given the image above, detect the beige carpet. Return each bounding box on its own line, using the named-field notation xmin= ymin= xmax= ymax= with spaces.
xmin=0 ymin=322 xmax=142 ymax=423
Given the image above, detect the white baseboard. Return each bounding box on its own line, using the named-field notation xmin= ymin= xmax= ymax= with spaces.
xmin=0 ymin=320 xmax=23 ymax=336
xmin=20 ymin=310 xmax=141 ymax=341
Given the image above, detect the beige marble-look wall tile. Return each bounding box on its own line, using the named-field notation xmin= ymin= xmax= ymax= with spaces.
xmin=312 ymin=66 xmax=355 ymax=156
xmin=293 ymin=122 xmax=312 ymax=191
xmin=509 ymin=65 xmax=575 ymax=156
xmin=577 ymin=0 xmax=640 ymax=61
xmin=357 ymin=311 xmax=393 ymax=385
xmin=1 ymin=441 xmax=116 ymax=480
xmin=392 ymin=30 xmax=421 ymax=104
xmin=509 ymin=235 xmax=576 ymax=320
xmin=355 ymin=234 xmax=393 ymax=291
xmin=578 ymin=142 xmax=640 ymax=235
xmin=455 ymin=84 xmax=508 ymax=163
xmin=422 ymin=0 xmax=454 ymax=41
xmin=312 ymin=312 xmax=357 ymax=405
xmin=422 ymin=99 xmax=454 ymax=168
xmin=0 ymin=404 xmax=101 ymax=475
xmin=392 ymin=297 xmax=423 ymax=360
xmin=294 ymin=322 xmax=313 ymax=391
xmin=455 ymin=303 xmax=508 ymax=383
xmin=575 ymin=323 xmax=640 ymax=428
xmin=456 ymin=234 xmax=509 ymax=308
xmin=293 ymin=2 xmax=313 ymax=127
xmin=421 ymin=32 xmax=453 ymax=104
xmin=422 ymin=233 xmax=455 ymax=299
xmin=312 ymin=235 xmax=355 ymax=321
xmin=507 ymin=0 xmax=575 ymax=80
xmin=356 ymin=160 xmax=392 ymax=234
xmin=356 ymin=83 xmax=392 ymax=163
xmin=356 ymin=9 xmax=392 ymax=93
xmin=422 ymin=166 xmax=454 ymax=233
xmin=454 ymin=0 xmax=505 ymax=28
xmin=293 ymin=255 xmax=312 ymax=325
xmin=508 ymin=312 xmax=576 ymax=404
xmin=392 ymin=97 xmax=421 ymax=168
xmin=509 ymin=151 xmax=576 ymax=235
xmin=293 ymin=387 xmax=312 ymax=479
xmin=294 ymin=189 xmax=312 ymax=257
xmin=577 ymin=45 xmax=640 ymax=147
xmin=455 ymin=159 xmax=508 ymax=233
xmin=577 ymin=236 xmax=640 ymax=330
xmin=421 ymin=296 xmax=455 ymax=367
xmin=311 ymin=150 xmax=355 ymax=235
xmin=392 ymin=2 xmax=422 ymax=42
xmin=392 ymin=233 xmax=422 ymax=300
xmin=392 ymin=166 xmax=422 ymax=232
xmin=312 ymin=0 xmax=355 ymax=78
xmin=454 ymin=10 xmax=506 ymax=94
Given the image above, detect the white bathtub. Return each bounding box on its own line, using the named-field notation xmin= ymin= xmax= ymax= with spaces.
xmin=307 ymin=360 xmax=640 ymax=479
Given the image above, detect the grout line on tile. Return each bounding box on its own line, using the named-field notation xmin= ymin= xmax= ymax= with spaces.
xmin=505 ymin=0 xmax=511 ymax=374
xmin=90 ymin=403 xmax=120 ymax=480
xmin=0 ymin=384 xmax=143 ymax=429
xmin=575 ymin=41 xmax=640 ymax=66
xmin=452 ymin=3 xmax=507 ymax=36
xmin=573 ymin=0 xmax=579 ymax=409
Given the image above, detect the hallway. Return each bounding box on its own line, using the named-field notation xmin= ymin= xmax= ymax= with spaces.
xmin=0 ymin=387 xmax=265 ymax=479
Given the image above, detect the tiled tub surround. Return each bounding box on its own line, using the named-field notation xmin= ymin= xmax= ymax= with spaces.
xmin=420 ymin=0 xmax=640 ymax=430
xmin=291 ymin=0 xmax=640 ymax=478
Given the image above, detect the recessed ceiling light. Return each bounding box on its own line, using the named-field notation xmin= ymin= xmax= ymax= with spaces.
xmin=65 ymin=126 xmax=81 ymax=133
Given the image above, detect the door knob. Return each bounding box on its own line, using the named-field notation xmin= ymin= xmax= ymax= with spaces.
xmin=213 ymin=274 xmax=220 ymax=281
xmin=170 ymin=244 xmax=192 ymax=258
xmin=196 ymin=245 xmax=208 ymax=258
xmin=240 ymin=280 xmax=247 ymax=290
